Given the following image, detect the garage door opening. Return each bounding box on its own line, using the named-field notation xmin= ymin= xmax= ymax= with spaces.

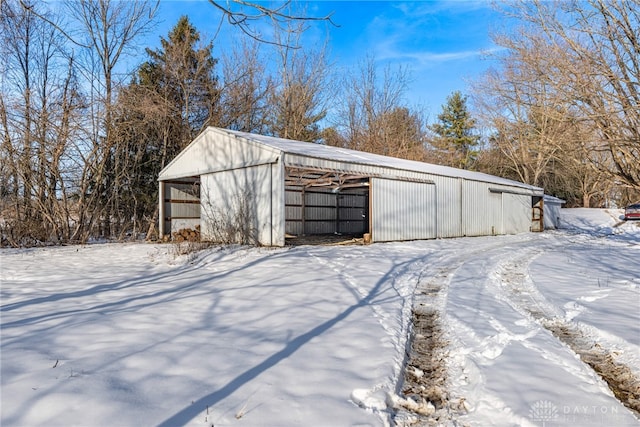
xmin=160 ymin=177 xmax=201 ymax=240
xmin=284 ymin=167 xmax=370 ymax=242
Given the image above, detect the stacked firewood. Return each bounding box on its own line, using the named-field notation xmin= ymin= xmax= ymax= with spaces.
xmin=172 ymin=225 xmax=201 ymax=242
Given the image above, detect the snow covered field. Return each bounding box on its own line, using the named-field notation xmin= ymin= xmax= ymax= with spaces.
xmin=1 ymin=209 xmax=639 ymax=426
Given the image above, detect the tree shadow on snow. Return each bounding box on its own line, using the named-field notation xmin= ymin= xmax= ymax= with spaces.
xmin=155 ymin=255 xmax=423 ymax=427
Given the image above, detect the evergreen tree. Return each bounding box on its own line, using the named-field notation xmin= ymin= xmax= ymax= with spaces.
xmin=108 ymin=16 xmax=220 ymax=237
xmin=140 ymin=16 xmax=220 ymax=154
xmin=430 ymin=91 xmax=480 ymax=170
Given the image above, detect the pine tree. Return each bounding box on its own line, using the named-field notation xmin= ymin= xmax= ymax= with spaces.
xmin=430 ymin=91 xmax=480 ymax=170
xmin=139 ymin=15 xmax=220 ymax=156
xmin=107 ymin=16 xmax=220 ymax=238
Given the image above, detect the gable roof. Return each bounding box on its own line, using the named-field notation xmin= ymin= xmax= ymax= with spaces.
xmin=159 ymin=127 xmax=543 ymax=193
xmin=217 ymin=128 xmax=542 ymax=192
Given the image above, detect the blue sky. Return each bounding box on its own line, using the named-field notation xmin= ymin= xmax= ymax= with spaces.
xmin=152 ymin=1 xmax=503 ymax=119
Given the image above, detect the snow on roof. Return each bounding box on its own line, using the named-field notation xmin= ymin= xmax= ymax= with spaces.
xmin=543 ymin=195 xmax=567 ymax=204
xmin=218 ymin=128 xmax=543 ymax=192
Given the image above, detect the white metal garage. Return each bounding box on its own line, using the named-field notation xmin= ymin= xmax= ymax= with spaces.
xmin=158 ymin=127 xmax=544 ymax=246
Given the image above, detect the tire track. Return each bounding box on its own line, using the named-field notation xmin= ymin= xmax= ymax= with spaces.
xmin=396 ymin=238 xmax=533 ymax=426
xmin=494 ymin=244 xmax=640 ymax=417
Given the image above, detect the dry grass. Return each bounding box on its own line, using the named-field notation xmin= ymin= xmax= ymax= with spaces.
xmin=402 ymin=309 xmax=449 ymax=410
xmin=395 ymin=308 xmax=468 ymax=426
xmin=544 ymin=320 xmax=640 ymax=417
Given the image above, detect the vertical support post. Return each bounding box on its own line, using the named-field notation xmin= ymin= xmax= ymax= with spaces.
xmin=158 ymin=181 xmax=165 ymax=239
xmin=301 ymin=186 xmax=306 ymax=236
xmin=368 ymin=178 xmax=373 ymax=242
xmin=335 ymin=189 xmax=340 ymax=234
xmin=269 ymin=163 xmax=273 ymax=246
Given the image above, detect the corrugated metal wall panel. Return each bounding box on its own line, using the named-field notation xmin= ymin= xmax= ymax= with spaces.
xmin=544 ymin=202 xmax=562 ymax=229
xmin=285 ymin=205 xmax=302 ymax=220
xmin=371 ymin=178 xmax=436 ymax=242
xmin=201 ymin=163 xmax=277 ymax=245
xmin=165 ymin=182 xmax=201 ymax=234
xmin=433 ymin=176 xmax=463 ymax=238
xmin=168 ymin=184 xmax=199 ymax=200
xmin=503 ymin=193 xmax=532 ymax=234
xmin=285 ymin=189 xmax=302 ymax=205
xmin=284 ymin=187 xmax=368 ymax=236
xmin=305 ymin=222 xmax=336 ymax=234
xmin=159 ymin=128 xmax=279 ymax=181
xmin=305 ymin=206 xmax=336 ymax=220
xmin=271 ymin=162 xmax=285 ymax=246
xmin=462 ymin=181 xmax=503 ymax=236
xmin=306 ymin=192 xmax=334 ymax=207
xmin=168 ymin=203 xmax=200 ymax=218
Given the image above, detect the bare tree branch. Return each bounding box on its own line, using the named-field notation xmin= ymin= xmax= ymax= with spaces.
xmin=207 ymin=0 xmax=337 ymax=47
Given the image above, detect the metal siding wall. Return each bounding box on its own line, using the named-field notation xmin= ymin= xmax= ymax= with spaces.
xmin=338 ymin=192 xmax=368 ymax=234
xmin=462 ymin=181 xmax=503 ymax=236
xmin=285 ymin=153 xmax=543 ymax=239
xmin=271 ymin=162 xmax=285 ymax=246
xmin=200 ymin=164 xmax=276 ymax=245
xmin=503 ymin=193 xmax=532 ymax=234
xmin=160 ymin=128 xmax=279 ymax=181
xmin=165 ymin=183 xmax=200 ymax=234
xmin=284 ymin=190 xmax=302 ymax=235
xmin=284 ymin=188 xmax=368 ymax=236
xmin=434 ymin=176 xmax=463 ymax=238
xmin=544 ymin=202 xmax=561 ymax=229
xmin=169 ymin=203 xmax=200 ymax=219
xmin=371 ymin=178 xmax=436 ymax=242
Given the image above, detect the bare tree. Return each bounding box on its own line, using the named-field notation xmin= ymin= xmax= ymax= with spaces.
xmin=268 ymin=21 xmax=332 ymax=142
xmin=331 ymin=55 xmax=427 ymax=159
xmin=219 ymin=39 xmax=272 ymax=133
xmin=106 ymin=16 xmax=221 ymax=239
xmin=66 ymin=0 xmax=158 ymax=240
xmin=492 ymin=0 xmax=640 ymax=192
xmin=207 ymin=0 xmax=336 ymax=47
xmin=0 ymin=0 xmax=83 ymax=246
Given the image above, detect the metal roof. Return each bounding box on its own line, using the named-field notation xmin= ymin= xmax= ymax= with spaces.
xmin=218 ymin=128 xmax=543 ymax=192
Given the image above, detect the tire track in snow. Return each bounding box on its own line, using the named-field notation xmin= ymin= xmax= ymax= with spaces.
xmin=397 ymin=238 xmax=532 ymax=426
xmin=493 ymin=242 xmax=640 ymax=418
xmin=438 ymin=238 xmax=555 ymax=426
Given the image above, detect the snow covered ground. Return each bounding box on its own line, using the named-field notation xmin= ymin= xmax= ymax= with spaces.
xmin=1 ymin=209 xmax=639 ymax=426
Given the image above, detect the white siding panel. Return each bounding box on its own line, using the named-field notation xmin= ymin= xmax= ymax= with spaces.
xmin=503 ymin=193 xmax=532 ymax=234
xmin=544 ymin=197 xmax=564 ymax=229
xmin=371 ymin=178 xmax=436 ymax=242
xmin=434 ymin=176 xmax=463 ymax=238
xmin=160 ymin=128 xmax=279 ymax=181
xmin=271 ymin=162 xmax=285 ymax=246
xmin=200 ymin=164 xmax=278 ymax=246
xmin=462 ymin=181 xmax=502 ymax=236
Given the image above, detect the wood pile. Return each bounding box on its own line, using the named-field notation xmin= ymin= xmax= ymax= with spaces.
xmin=172 ymin=225 xmax=201 ymax=242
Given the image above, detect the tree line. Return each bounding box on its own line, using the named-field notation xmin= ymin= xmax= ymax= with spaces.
xmin=1 ymin=0 xmax=638 ymax=247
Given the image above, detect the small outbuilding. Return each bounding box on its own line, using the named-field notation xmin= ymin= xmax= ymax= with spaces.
xmin=543 ymin=195 xmax=566 ymax=229
xmin=158 ymin=127 xmax=544 ymax=246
